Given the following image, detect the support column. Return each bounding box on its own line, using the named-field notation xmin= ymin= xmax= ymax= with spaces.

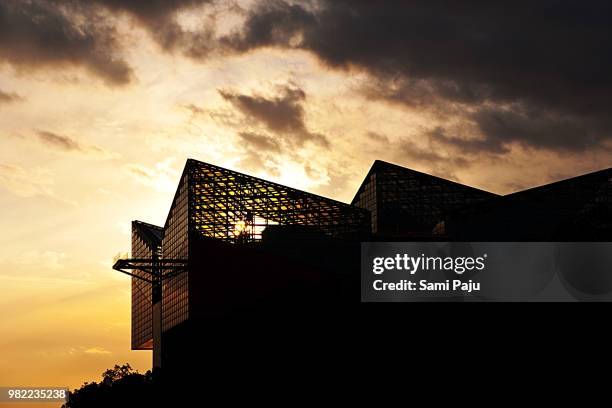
xmin=152 ymin=300 xmax=162 ymax=370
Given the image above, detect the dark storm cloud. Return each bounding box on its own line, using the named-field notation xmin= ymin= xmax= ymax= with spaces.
xmin=429 ymin=106 xmax=611 ymax=154
xmin=427 ymin=127 xmax=508 ymax=155
xmin=90 ymin=0 xmax=217 ymax=58
xmin=6 ymin=0 xmax=612 ymax=153
xmin=0 ymin=89 xmax=23 ymax=104
xmin=395 ymin=139 xmax=469 ymax=182
xmin=90 ymin=0 xmax=207 ymax=20
xmin=221 ymin=1 xmax=316 ymax=52
xmin=0 ymin=0 xmax=225 ymax=84
xmin=362 ymin=129 xmax=470 ymax=181
xmin=219 ymin=85 xmax=329 ymax=147
xmin=0 ymin=0 xmax=132 ymax=85
xmin=220 ymin=0 xmax=612 ymax=153
xmin=470 ymin=108 xmax=607 ymax=153
xmin=219 ymin=85 xmax=306 ymax=133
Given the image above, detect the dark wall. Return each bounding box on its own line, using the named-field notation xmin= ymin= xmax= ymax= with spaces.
xmin=187 ymin=232 xmax=361 ymax=318
xmin=159 ymin=231 xmax=363 ymax=381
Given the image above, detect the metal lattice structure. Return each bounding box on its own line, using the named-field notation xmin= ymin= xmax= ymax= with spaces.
xmin=352 ymin=160 xmax=497 ymax=235
xmin=157 ymin=159 xmax=370 ymax=332
xmin=113 ymin=221 xmax=188 ymax=350
xmin=125 ymin=221 xmax=162 ymax=350
xmin=446 ymin=167 xmax=612 ymax=240
xmin=118 ymin=159 xmax=371 ymax=348
xmin=115 ymin=158 xmax=610 ymax=367
xmin=113 ymin=258 xmax=188 ymax=284
xmin=187 ymin=159 xmax=371 ymax=242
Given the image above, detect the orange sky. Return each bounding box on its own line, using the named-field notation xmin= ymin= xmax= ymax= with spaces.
xmin=1 ymin=0 xmax=611 ymax=394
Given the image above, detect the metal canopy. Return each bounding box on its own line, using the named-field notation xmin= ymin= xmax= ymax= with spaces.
xmin=112 ymin=258 xmax=188 ymax=284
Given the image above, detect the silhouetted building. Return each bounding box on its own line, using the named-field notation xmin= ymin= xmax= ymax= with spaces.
xmin=351 ymin=160 xmax=497 ymax=237
xmin=121 ymin=159 xmax=370 ymax=371
xmin=115 ymin=158 xmax=611 ymax=374
xmin=130 ymin=221 xmax=163 ymax=351
xmin=445 ymin=167 xmax=612 ymax=240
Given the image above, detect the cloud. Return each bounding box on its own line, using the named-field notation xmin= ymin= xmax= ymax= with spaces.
xmin=34 ymin=130 xmax=119 ymax=159
xmin=306 ymin=161 xmax=355 ymax=200
xmin=219 ymin=1 xmax=612 ymax=153
xmin=366 ymin=131 xmax=390 ymax=144
xmin=220 ymin=0 xmax=316 ymax=52
xmin=220 ymin=85 xmax=305 ymax=133
xmin=5 ymin=0 xmax=611 ymax=157
xmin=0 ymin=0 xmax=133 ymax=86
xmin=219 ymin=84 xmax=329 ymax=147
xmin=91 ymin=0 xmax=210 ymax=24
xmin=0 ymin=163 xmax=54 ymax=198
xmin=0 ymin=162 xmax=76 ymax=205
xmin=395 ymin=138 xmax=470 ymax=182
xmin=0 ymin=89 xmax=24 ymax=104
xmin=236 ymin=148 xmax=281 ymax=177
xmin=237 ymin=131 xmax=282 ymax=153
xmin=183 ymin=103 xmax=206 ymax=115
xmin=125 ymin=158 xmax=180 ymax=193
xmin=6 ymin=0 xmax=610 ymax=158
xmin=16 ymin=250 xmax=66 ymax=270
xmin=83 ymin=346 xmax=111 ymax=355
xmin=426 ymin=105 xmax=612 ymax=156
xmin=359 ymin=130 xmax=471 ymax=182
xmin=36 ymin=130 xmax=82 ymax=151
xmin=91 ymin=0 xmax=219 ymax=58
xmin=469 ymin=107 xmax=610 ymax=153
xmin=0 ymin=0 xmax=223 ymax=77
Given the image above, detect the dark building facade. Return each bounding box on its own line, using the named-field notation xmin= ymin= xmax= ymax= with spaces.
xmin=122 ymin=159 xmax=371 ymax=370
xmin=130 ymin=221 xmax=163 ymax=351
xmin=446 ymin=167 xmax=612 ymax=240
xmin=351 ymin=160 xmax=497 ymax=237
xmin=116 ymin=158 xmax=611 ymax=373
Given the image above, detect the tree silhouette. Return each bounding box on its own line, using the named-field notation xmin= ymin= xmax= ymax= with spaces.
xmin=62 ymin=364 xmax=159 ymax=408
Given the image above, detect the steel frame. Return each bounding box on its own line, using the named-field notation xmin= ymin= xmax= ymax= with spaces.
xmin=113 ymin=259 xmax=188 ymax=284
xmin=186 ymin=160 xmax=370 ymax=242
xmin=352 ymin=160 xmax=497 ymax=234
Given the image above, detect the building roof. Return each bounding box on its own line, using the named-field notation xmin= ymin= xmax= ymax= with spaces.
xmin=162 ymin=158 xmax=371 ymax=243
xmin=351 ymin=159 xmax=498 ymax=205
xmin=132 ymin=220 xmax=164 ymax=247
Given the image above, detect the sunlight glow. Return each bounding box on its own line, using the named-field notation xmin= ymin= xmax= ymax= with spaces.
xmin=234 ymin=220 xmax=247 ymax=235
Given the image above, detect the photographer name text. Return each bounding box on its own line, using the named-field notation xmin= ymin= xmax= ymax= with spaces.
xmin=373 ymin=279 xmax=480 ymax=293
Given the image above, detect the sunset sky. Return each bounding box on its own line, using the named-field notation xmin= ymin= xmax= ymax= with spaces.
xmin=1 ymin=0 xmax=611 ymax=392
